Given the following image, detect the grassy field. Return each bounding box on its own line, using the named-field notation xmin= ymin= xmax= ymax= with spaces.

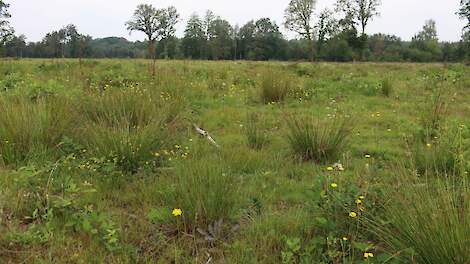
xmin=0 ymin=59 xmax=469 ymax=263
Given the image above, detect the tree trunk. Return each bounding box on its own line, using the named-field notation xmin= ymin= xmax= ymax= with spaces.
xmin=148 ymin=39 xmax=156 ymax=77
xmin=311 ymin=38 xmax=315 ymax=62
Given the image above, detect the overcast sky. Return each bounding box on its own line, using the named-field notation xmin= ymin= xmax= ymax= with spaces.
xmin=9 ymin=0 xmax=466 ymax=42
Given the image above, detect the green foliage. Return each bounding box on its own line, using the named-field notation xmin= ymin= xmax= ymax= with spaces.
xmin=287 ymin=116 xmax=352 ymax=163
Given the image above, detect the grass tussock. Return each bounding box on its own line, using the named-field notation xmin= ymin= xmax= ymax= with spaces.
xmin=172 ymin=154 xmax=240 ymax=228
xmin=380 ymin=78 xmax=393 ymax=97
xmin=412 ymin=123 xmax=469 ymax=177
xmin=287 ymin=116 xmax=352 ymax=163
xmin=259 ymin=71 xmax=292 ymax=104
xmin=77 ymin=89 xmax=182 ymax=173
xmin=244 ymin=112 xmax=269 ymax=150
xmin=371 ymin=169 xmax=470 ymax=263
xmin=419 ymin=86 xmax=448 ymax=141
xmin=0 ymin=96 xmax=74 ymax=165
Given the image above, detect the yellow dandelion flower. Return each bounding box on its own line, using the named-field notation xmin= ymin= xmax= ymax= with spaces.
xmin=349 ymin=212 xmax=357 ymax=218
xmin=331 ymin=183 xmax=338 ymax=188
xmin=364 ymin=252 xmax=374 ymax=258
xmin=172 ymin=208 xmax=182 ymax=217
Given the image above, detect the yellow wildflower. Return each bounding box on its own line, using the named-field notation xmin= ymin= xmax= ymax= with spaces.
xmin=349 ymin=212 xmax=357 ymax=218
xmin=172 ymin=208 xmax=182 ymax=217
xmin=342 ymin=237 xmax=348 ymax=241
xmin=331 ymin=183 xmax=338 ymax=188
xmin=364 ymin=252 xmax=374 ymax=258
xmin=327 ymin=166 xmax=334 ymax=171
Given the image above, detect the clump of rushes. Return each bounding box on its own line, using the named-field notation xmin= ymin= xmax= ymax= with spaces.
xmin=287 ymin=116 xmax=352 ymax=163
xmin=418 ymin=85 xmax=448 ymax=141
xmin=172 ymin=154 xmax=239 ymax=228
xmin=380 ymin=78 xmax=393 ymax=97
xmin=77 ymin=89 xmax=180 ymax=173
xmin=245 ymin=112 xmax=269 ymax=150
xmin=412 ymin=122 xmax=469 ymax=178
xmin=0 ymin=96 xmax=74 ymax=165
xmin=259 ymin=71 xmax=291 ymax=104
xmin=369 ymin=168 xmax=470 ymax=263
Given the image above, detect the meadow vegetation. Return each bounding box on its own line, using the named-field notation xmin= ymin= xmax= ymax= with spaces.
xmin=0 ymin=59 xmax=469 ymax=263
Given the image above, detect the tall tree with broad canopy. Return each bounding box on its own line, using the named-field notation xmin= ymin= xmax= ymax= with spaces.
xmin=252 ymin=18 xmax=284 ymax=60
xmin=0 ymin=0 xmax=13 ymax=49
xmin=315 ymin=8 xmax=338 ymax=57
xmin=458 ymin=0 xmax=470 ymax=29
xmin=182 ymin=13 xmax=206 ymax=59
xmin=410 ymin=19 xmax=442 ymax=61
xmin=126 ymin=4 xmax=179 ymax=75
xmin=336 ymin=0 xmax=381 ymax=35
xmin=284 ymin=0 xmax=317 ymax=61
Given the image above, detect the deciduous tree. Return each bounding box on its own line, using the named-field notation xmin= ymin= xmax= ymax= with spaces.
xmin=126 ymin=4 xmax=179 ymax=75
xmin=0 ymin=0 xmax=13 ymax=48
xmin=336 ymin=0 xmax=381 ymax=35
xmin=315 ymin=9 xmax=338 ymax=57
xmin=182 ymin=14 xmax=206 ymax=59
xmin=284 ymin=0 xmax=317 ymax=61
xmin=458 ymin=0 xmax=470 ymax=29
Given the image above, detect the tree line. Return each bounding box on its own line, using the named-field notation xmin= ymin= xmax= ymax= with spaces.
xmin=1 ymin=0 xmax=470 ymax=62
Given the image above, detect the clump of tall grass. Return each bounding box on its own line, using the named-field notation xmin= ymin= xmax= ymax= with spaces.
xmin=0 ymin=96 xmax=74 ymax=166
xmin=412 ymin=122 xmax=468 ymax=178
xmin=380 ymin=78 xmax=393 ymax=97
xmin=259 ymin=71 xmax=292 ymax=104
xmin=418 ymin=85 xmax=448 ymax=141
xmin=369 ymin=168 xmax=469 ymax=263
xmin=244 ymin=113 xmax=269 ymax=150
xmin=77 ymin=89 xmax=181 ymax=173
xmin=172 ymin=153 xmax=240 ymax=228
xmin=287 ymin=116 xmax=352 ymax=163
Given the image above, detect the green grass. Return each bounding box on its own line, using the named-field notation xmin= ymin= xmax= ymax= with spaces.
xmin=287 ymin=115 xmax=352 ymax=163
xmin=369 ymin=167 xmax=469 ymax=264
xmin=0 ymin=59 xmax=469 ymax=263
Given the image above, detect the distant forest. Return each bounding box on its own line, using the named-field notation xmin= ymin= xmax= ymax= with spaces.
xmin=1 ymin=0 xmax=470 ymax=62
